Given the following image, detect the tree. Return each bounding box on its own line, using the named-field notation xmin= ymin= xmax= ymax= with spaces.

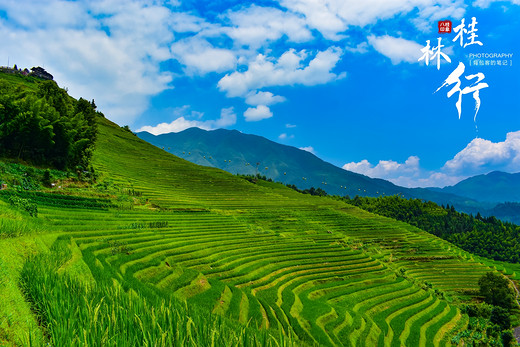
xmin=478 ymin=272 xmax=516 ymax=310
xmin=501 ymin=330 xmax=514 ymax=346
xmin=490 ymin=306 xmax=511 ymax=330
xmin=0 ymin=78 xmax=98 ymax=170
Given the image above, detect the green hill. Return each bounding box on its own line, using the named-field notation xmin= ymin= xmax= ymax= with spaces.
xmin=137 ymin=128 xmax=485 ymax=214
xmin=1 ymin=72 xmax=520 ymax=346
xmin=137 ymin=127 xmax=403 ymax=198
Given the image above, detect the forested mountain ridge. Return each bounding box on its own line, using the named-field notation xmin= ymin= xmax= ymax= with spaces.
xmin=346 ymin=195 xmax=520 ymax=264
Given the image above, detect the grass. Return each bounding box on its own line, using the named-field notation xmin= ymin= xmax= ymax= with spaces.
xmin=20 ymin=238 xmax=294 ymax=347
xmin=1 ymin=79 xmax=520 ymax=345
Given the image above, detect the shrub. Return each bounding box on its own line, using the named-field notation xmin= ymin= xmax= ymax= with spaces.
xmin=7 ymin=196 xmax=37 ymax=217
xmin=478 ymin=272 xmax=516 ymax=310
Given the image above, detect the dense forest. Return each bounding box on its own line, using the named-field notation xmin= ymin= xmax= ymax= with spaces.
xmin=346 ymin=195 xmax=520 ymax=264
xmin=0 ymin=76 xmax=99 ymax=170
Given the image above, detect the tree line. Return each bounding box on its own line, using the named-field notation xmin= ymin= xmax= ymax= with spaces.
xmin=0 ymin=79 xmax=100 ymax=170
xmin=345 ymin=195 xmax=520 ymax=264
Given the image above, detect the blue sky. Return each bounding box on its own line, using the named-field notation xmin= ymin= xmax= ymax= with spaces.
xmin=1 ymin=0 xmax=519 ymax=187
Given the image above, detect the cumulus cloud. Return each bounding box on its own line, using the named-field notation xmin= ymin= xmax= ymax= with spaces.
xmin=245 ymin=91 xmax=286 ymax=106
xmin=171 ymin=38 xmax=237 ymax=74
xmin=0 ymin=0 xmax=476 ymax=128
xmin=345 ymin=42 xmax=369 ymax=54
xmin=224 ymin=5 xmax=312 ymax=48
xmin=0 ymin=1 xmax=174 ymax=124
xmin=442 ymin=131 xmax=520 ymax=175
xmin=342 ymin=132 xmax=520 ymax=187
xmin=368 ymin=35 xmax=423 ymax=64
xmin=343 ymin=156 xmax=421 ymax=179
xmin=137 ymin=107 xmax=236 ymax=135
xmin=218 ymin=47 xmax=345 ymax=97
xmin=244 ymin=105 xmax=273 ymax=122
xmin=299 ymin=146 xmax=316 ymax=154
xmin=473 ymin=0 xmax=520 ymax=8
xmin=280 ymin=0 xmax=466 ymax=39
xmin=342 ymin=156 xmax=465 ymax=188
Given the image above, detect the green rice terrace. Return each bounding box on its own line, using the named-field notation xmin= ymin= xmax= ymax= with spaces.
xmin=1 ymin=74 xmax=520 ymax=346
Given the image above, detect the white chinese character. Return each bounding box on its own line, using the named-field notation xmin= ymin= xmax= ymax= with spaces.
xmin=452 ymin=18 xmax=467 ymax=47
xmin=418 ymin=40 xmax=434 ymax=66
xmin=465 ymin=17 xmax=483 ymax=47
xmin=430 ymin=37 xmax=451 ymax=70
xmin=435 ymin=62 xmax=489 ymax=121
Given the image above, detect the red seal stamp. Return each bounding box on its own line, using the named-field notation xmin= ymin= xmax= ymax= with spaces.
xmin=438 ymin=20 xmax=452 ymax=34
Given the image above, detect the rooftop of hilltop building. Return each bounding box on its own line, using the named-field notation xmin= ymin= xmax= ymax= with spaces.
xmin=0 ymin=65 xmax=53 ymax=80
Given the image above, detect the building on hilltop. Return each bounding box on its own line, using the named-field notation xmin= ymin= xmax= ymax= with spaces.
xmin=0 ymin=65 xmax=53 ymax=80
xmin=29 ymin=66 xmax=53 ymax=80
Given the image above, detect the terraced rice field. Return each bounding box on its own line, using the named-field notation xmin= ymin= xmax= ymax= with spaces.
xmin=29 ymin=119 xmax=514 ymax=346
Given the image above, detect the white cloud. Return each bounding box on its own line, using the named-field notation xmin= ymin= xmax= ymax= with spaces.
xmin=368 ymin=35 xmax=423 ymax=64
xmin=171 ymin=38 xmax=237 ymax=74
xmin=280 ymin=0 xmax=466 ymax=39
xmin=286 ymin=123 xmax=297 ymax=128
xmin=343 ymin=156 xmax=421 ymax=178
xmin=299 ymin=146 xmax=316 ymax=154
xmin=278 ymin=133 xmax=295 ymax=140
xmin=224 ymin=5 xmax=312 ymax=48
xmin=0 ymin=1 xmax=175 ymax=124
xmin=214 ymin=107 xmax=237 ymax=128
xmin=137 ymin=107 xmax=236 ymax=135
xmin=245 ymin=91 xmax=286 ymax=106
xmin=342 ymin=132 xmax=520 ymax=187
xmin=473 ymin=0 xmax=520 ymax=8
xmin=345 ymin=42 xmax=369 ymax=54
xmin=169 ymin=12 xmax=208 ymax=33
xmin=244 ymin=105 xmax=273 ymax=122
xmin=218 ymin=47 xmax=345 ymax=97
xmin=342 ymin=156 xmax=464 ymax=188
xmin=443 ymin=131 xmax=520 ymax=175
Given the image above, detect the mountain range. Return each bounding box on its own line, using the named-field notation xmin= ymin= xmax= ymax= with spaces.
xmin=137 ymin=128 xmax=517 ymax=219
xmin=430 ymin=171 xmax=520 ymax=203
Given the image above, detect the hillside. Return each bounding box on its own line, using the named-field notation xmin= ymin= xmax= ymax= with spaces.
xmin=137 ymin=128 xmax=482 ymax=212
xmin=2 ymin=72 xmax=520 ymax=346
xmin=430 ymin=171 xmax=520 ymax=203
xmin=137 ymin=128 xmax=404 ymax=197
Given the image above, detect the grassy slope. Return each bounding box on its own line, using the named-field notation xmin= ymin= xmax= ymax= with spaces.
xmin=1 ymin=74 xmax=520 ymax=345
xmin=90 ymin=118 xmax=519 ymax=343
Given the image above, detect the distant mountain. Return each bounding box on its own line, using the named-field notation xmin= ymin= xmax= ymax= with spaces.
xmin=488 ymin=202 xmax=520 ymax=224
xmin=137 ymin=128 xmax=482 ymax=211
xmin=138 ymin=128 xmax=405 ymax=198
xmin=429 ymin=171 xmax=520 ymax=203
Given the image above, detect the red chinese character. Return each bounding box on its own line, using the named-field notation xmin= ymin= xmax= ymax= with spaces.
xmin=438 ymin=20 xmax=452 ymax=34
